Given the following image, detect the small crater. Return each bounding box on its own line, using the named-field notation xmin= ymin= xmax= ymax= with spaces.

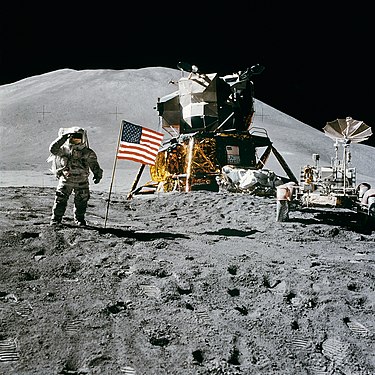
xmin=192 ymin=349 xmax=203 ymax=364
xmin=285 ymin=291 xmax=297 ymax=303
xmin=18 ymin=269 xmax=40 ymax=281
xmin=262 ymin=275 xmax=271 ymax=288
xmin=21 ymin=232 xmax=40 ymax=239
xmin=177 ymin=286 xmax=192 ymax=295
xmin=234 ymin=305 xmax=248 ymax=315
xmin=347 ymin=282 xmax=359 ymax=291
xmin=227 ymin=288 xmax=240 ymax=297
xmin=185 ymin=303 xmax=194 ymax=310
xmin=106 ymin=301 xmax=127 ymax=315
xmin=227 ymin=265 xmax=237 ymax=275
xmin=227 ymin=347 xmax=240 ymax=365
xmin=310 ymin=261 xmax=321 ymax=267
xmin=149 ymin=336 xmax=169 ymax=347
xmin=291 ymin=320 xmax=299 ymax=330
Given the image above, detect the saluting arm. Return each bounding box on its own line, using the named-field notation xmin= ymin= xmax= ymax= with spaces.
xmin=49 ymin=133 xmax=70 ymax=155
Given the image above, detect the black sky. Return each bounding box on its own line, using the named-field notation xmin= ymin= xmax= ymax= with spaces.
xmin=1 ymin=3 xmax=374 ymax=146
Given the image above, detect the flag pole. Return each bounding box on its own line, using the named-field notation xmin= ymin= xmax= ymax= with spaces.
xmin=104 ymin=121 xmax=123 ymax=228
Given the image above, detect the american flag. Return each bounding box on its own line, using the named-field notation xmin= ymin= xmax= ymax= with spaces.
xmin=117 ymin=121 xmax=164 ymax=165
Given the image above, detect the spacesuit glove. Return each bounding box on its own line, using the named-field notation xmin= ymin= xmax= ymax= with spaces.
xmin=93 ymin=176 xmax=101 ymax=184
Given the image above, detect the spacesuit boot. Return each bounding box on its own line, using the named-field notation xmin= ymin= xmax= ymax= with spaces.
xmin=74 ymin=217 xmax=86 ymax=226
xmin=50 ymin=214 xmax=63 ymax=225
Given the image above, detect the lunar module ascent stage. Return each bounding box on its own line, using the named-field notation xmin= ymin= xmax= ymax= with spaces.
xmin=129 ymin=62 xmax=297 ymax=197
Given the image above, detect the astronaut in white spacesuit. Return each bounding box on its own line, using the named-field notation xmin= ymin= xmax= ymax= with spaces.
xmin=275 ymin=181 xmax=297 ymax=222
xmin=48 ymin=127 xmax=103 ymax=226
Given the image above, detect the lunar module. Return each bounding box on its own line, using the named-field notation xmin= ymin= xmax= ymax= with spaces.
xmin=129 ymin=62 xmax=297 ymax=197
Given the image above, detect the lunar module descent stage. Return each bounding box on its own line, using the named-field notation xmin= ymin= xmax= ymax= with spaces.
xmin=128 ymin=62 xmax=297 ymax=197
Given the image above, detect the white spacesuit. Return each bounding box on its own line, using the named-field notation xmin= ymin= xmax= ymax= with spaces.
xmin=48 ymin=127 xmax=103 ymax=226
xmin=275 ymin=182 xmax=297 ymax=222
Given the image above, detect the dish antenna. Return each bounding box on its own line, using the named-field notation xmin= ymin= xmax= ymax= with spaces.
xmin=323 ymin=117 xmax=372 ymax=144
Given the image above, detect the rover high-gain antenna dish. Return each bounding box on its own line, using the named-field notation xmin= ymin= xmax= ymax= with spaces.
xmin=323 ymin=117 xmax=372 ymax=143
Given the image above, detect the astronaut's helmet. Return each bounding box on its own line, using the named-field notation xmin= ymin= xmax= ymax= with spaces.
xmin=59 ymin=127 xmax=89 ymax=148
xmin=69 ymin=132 xmax=83 ymax=145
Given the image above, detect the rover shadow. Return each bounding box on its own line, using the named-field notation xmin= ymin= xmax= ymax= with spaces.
xmin=290 ymin=207 xmax=374 ymax=234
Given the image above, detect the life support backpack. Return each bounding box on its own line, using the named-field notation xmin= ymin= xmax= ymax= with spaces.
xmin=46 ymin=153 xmax=68 ymax=179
